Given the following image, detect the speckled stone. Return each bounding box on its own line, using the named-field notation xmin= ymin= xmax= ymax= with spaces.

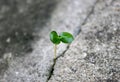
xmin=49 ymin=0 xmax=120 ymax=82
xmin=0 ymin=0 xmax=96 ymax=82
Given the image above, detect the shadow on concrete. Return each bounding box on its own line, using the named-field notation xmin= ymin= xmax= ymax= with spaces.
xmin=0 ymin=0 xmax=58 ymax=57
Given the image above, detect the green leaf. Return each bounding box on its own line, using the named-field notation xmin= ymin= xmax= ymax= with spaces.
xmin=50 ymin=31 xmax=60 ymax=44
xmin=59 ymin=32 xmax=74 ymax=43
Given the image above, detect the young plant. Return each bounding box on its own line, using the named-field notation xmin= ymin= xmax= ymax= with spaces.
xmin=50 ymin=31 xmax=74 ymax=59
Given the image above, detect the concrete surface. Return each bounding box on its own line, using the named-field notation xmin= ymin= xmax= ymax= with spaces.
xmin=0 ymin=0 xmax=58 ymax=79
xmin=49 ymin=0 xmax=120 ymax=82
xmin=0 ymin=0 xmax=97 ymax=82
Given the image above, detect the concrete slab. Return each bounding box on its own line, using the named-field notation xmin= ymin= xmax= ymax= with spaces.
xmin=49 ymin=0 xmax=120 ymax=82
xmin=0 ymin=0 xmax=96 ymax=82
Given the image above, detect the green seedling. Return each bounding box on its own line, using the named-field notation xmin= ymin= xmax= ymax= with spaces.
xmin=50 ymin=31 xmax=74 ymax=59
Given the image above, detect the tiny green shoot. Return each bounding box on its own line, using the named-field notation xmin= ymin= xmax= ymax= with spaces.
xmin=50 ymin=31 xmax=74 ymax=59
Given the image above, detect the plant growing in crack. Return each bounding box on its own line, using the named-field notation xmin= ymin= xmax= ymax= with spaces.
xmin=50 ymin=31 xmax=74 ymax=59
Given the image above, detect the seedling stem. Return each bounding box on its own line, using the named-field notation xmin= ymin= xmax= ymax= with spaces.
xmin=50 ymin=31 xmax=74 ymax=60
xmin=54 ymin=44 xmax=57 ymax=59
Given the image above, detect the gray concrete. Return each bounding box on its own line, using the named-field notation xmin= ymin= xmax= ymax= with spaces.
xmin=0 ymin=0 xmax=58 ymax=77
xmin=0 ymin=0 xmax=97 ymax=82
xmin=49 ymin=0 xmax=120 ymax=82
xmin=0 ymin=0 xmax=58 ymax=57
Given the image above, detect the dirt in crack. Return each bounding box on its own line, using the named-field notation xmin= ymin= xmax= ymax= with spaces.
xmin=47 ymin=45 xmax=70 ymax=82
xmin=47 ymin=59 xmax=56 ymax=81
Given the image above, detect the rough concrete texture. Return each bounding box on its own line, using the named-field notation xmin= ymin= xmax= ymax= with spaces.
xmin=0 ymin=0 xmax=58 ymax=57
xmin=49 ymin=0 xmax=120 ymax=82
xmin=0 ymin=0 xmax=58 ymax=77
xmin=0 ymin=0 xmax=97 ymax=82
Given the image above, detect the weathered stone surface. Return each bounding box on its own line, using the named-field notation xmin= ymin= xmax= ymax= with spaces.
xmin=0 ymin=0 xmax=58 ymax=79
xmin=0 ymin=0 xmax=58 ymax=57
xmin=49 ymin=0 xmax=120 ymax=82
xmin=0 ymin=0 xmax=96 ymax=82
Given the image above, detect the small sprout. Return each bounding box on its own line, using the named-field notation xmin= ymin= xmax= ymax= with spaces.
xmin=59 ymin=32 xmax=74 ymax=43
xmin=50 ymin=31 xmax=60 ymax=44
xmin=50 ymin=31 xmax=74 ymax=59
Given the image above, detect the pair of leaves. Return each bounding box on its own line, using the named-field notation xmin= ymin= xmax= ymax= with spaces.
xmin=50 ymin=31 xmax=74 ymax=45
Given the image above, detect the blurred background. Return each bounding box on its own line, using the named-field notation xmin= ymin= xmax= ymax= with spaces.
xmin=0 ymin=0 xmax=119 ymax=81
xmin=0 ymin=0 xmax=58 ymax=57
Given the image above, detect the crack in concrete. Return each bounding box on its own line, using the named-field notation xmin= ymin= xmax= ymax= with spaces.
xmin=46 ymin=45 xmax=69 ymax=82
xmin=74 ymin=0 xmax=116 ymax=37
xmin=74 ymin=0 xmax=99 ymax=37
xmin=81 ymin=0 xmax=99 ymax=26
xmin=46 ymin=0 xmax=99 ymax=82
